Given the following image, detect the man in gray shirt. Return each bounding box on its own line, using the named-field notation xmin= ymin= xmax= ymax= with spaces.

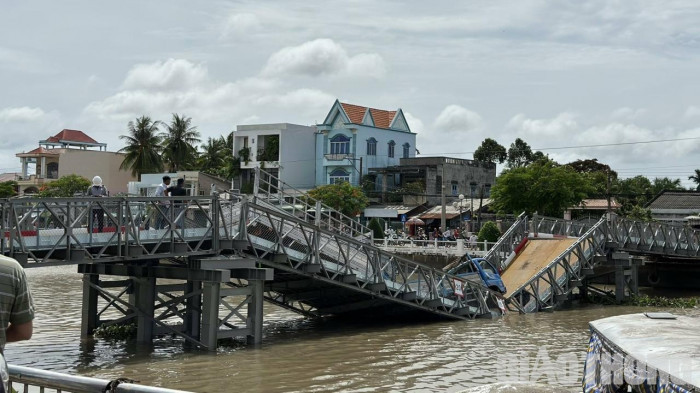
xmin=0 ymin=255 xmax=34 ymax=350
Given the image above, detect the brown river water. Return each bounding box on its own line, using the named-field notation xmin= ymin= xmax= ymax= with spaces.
xmin=7 ymin=266 xmax=700 ymax=393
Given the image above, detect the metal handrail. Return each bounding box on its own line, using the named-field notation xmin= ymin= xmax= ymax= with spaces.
xmin=241 ymin=200 xmax=498 ymax=318
xmin=254 ymin=167 xmax=373 ymax=239
xmin=9 ymin=364 xmax=192 ymax=393
xmin=506 ymin=216 xmax=608 ymax=312
xmin=483 ymin=212 xmax=527 ymax=270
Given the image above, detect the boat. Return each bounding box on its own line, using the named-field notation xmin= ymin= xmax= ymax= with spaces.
xmin=584 ymin=313 xmax=699 ymax=393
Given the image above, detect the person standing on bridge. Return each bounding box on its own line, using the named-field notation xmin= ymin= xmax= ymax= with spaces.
xmin=0 ymin=255 xmax=34 ymax=351
xmin=153 ymin=175 xmax=171 ymax=229
xmin=87 ymin=176 xmax=108 ymax=232
xmin=166 ymin=178 xmax=187 ymax=229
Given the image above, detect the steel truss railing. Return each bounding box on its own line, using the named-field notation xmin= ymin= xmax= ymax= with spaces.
xmin=9 ymin=364 xmax=191 ymax=393
xmin=505 ymin=216 xmax=608 ymax=313
xmin=0 ymin=195 xmax=239 ymax=266
xmin=483 ymin=212 xmax=528 ymax=270
xmin=254 ymin=167 xmax=373 ymax=240
xmin=609 ymin=216 xmax=700 ymax=257
xmin=238 ymin=199 xmax=498 ymax=319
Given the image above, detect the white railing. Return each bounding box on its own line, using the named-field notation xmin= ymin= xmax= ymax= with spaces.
xmin=9 ymin=364 xmax=191 ymax=393
xmin=373 ymin=238 xmax=497 ymax=257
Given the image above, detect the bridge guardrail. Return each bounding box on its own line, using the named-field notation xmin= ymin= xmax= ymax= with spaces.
xmin=483 ymin=212 xmax=528 ymax=271
xmin=506 ymin=216 xmax=608 ymax=313
xmin=609 ymin=216 xmax=700 ymax=257
xmin=240 ymin=201 xmax=499 ymax=319
xmin=254 ymin=167 xmax=373 ymax=240
xmin=9 ymin=364 xmax=192 ymax=393
xmin=1 ymin=195 xmax=236 ymax=266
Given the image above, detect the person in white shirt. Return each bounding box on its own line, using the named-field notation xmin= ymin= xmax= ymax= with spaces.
xmin=154 ymin=175 xmax=171 ymax=229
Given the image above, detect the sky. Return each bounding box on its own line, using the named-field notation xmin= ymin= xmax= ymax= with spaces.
xmin=1 ymin=1 xmax=699 ymax=187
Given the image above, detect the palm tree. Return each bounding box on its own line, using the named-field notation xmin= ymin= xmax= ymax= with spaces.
xmin=119 ymin=116 xmax=164 ymax=177
xmin=197 ymin=137 xmax=225 ymax=174
xmin=689 ymin=169 xmax=700 ymax=191
xmin=162 ymin=113 xmax=201 ymax=172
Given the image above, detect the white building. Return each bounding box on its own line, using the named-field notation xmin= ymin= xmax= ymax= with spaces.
xmin=232 ymin=123 xmax=317 ymax=190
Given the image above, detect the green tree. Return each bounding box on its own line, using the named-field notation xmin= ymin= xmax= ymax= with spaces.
xmin=119 ymin=116 xmax=164 ymax=177
xmin=626 ymin=205 xmax=653 ymax=221
xmin=614 ymin=175 xmax=653 ymax=214
xmin=368 ymin=218 xmax=385 ymax=239
xmin=162 ymin=113 xmax=201 ymax=172
xmin=0 ymin=181 xmax=18 ymax=198
xmin=197 ymin=137 xmax=226 ymax=175
xmin=688 ymin=169 xmax=700 ymax=191
xmin=307 ymin=181 xmax=369 ymax=217
xmin=490 ymin=159 xmax=593 ymax=217
xmin=651 ymin=177 xmax=684 ymax=196
xmin=506 ymin=138 xmax=533 ymax=168
xmin=477 ymin=221 xmax=500 ymax=242
xmin=566 ymin=158 xmax=617 ymax=197
xmin=38 ymin=175 xmax=92 ymax=197
xmin=473 ymin=138 xmax=507 ymax=164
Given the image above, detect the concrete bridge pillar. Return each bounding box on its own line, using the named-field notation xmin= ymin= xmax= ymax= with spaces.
xmin=80 ymin=274 xmax=99 ymax=338
xmin=133 ymin=276 xmax=156 ymax=344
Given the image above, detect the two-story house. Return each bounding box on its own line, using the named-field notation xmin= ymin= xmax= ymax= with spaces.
xmin=15 ymin=129 xmax=136 ymax=195
xmin=315 ymin=100 xmax=416 ymax=186
xmin=232 ymin=123 xmax=317 ymax=191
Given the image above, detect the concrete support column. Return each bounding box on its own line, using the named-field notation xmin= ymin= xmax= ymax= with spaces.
xmin=201 ymin=281 xmax=221 ymax=350
xmin=184 ymin=280 xmax=202 ymax=341
xmin=247 ymin=280 xmax=264 ymax=345
xmin=615 ymin=265 xmax=626 ymax=303
xmin=40 ymin=156 xmax=47 ymax=179
xmin=80 ymin=274 xmax=99 ymax=338
xmin=21 ymin=158 xmax=28 ymax=178
xmin=134 ymin=277 xmax=156 ymax=343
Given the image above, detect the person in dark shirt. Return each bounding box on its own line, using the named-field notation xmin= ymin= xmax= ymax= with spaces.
xmin=166 ymin=178 xmax=187 ymax=228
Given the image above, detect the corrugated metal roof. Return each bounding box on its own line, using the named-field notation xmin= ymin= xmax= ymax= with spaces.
xmin=647 ymin=191 xmax=700 ymax=210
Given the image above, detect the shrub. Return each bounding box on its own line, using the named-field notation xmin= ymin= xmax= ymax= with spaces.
xmin=478 ymin=221 xmax=500 ymax=243
xmin=368 ymin=218 xmax=385 ymax=239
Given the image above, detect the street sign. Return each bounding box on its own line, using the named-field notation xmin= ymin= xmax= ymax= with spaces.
xmin=400 ymin=214 xmax=407 ymax=222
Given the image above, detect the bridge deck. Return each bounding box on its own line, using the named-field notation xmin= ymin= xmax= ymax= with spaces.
xmin=501 ymin=238 xmax=577 ymax=299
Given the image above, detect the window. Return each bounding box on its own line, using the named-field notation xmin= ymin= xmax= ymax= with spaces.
xmin=403 ymin=143 xmax=410 ymax=158
xmin=388 ymin=140 xmax=395 ymax=158
xmin=366 ymin=137 xmax=377 ymax=156
xmin=451 ymin=183 xmax=458 ymax=196
xmin=330 ymin=134 xmax=350 ymax=155
xmin=329 ymin=168 xmax=350 ymax=184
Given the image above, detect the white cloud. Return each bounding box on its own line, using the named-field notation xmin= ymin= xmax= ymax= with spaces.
xmin=220 ymin=13 xmax=261 ymax=38
xmin=433 ymin=105 xmax=484 ymax=134
xmin=507 ymin=112 xmax=579 ymax=138
xmin=683 ymin=105 xmax=700 ymax=119
xmin=261 ymin=38 xmax=386 ymax=78
xmin=0 ymin=106 xmax=61 ymax=166
xmin=610 ymin=107 xmax=646 ymax=121
xmin=416 ymin=105 xmax=485 ymax=157
xmin=0 ymin=106 xmax=46 ymax=122
xmin=121 ymin=58 xmax=209 ymax=91
xmin=403 ymin=112 xmax=425 ymax=134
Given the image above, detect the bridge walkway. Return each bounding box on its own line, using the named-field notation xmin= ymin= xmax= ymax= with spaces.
xmin=484 ymin=213 xmax=700 ymax=313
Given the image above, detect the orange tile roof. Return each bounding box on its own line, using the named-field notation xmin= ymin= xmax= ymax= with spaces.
xmin=46 ymin=129 xmax=99 ymax=144
xmin=369 ymin=108 xmax=397 ymax=129
xmin=340 ymin=102 xmax=397 ymax=130
xmin=16 ymin=146 xmax=60 ymax=157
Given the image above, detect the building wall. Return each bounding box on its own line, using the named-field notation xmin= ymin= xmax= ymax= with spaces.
xmin=234 ymin=123 xmax=316 ymax=189
xmin=315 ymin=124 xmax=416 ymax=186
xmin=57 ymin=149 xmax=136 ymax=194
xmin=278 ymin=124 xmax=316 ymax=189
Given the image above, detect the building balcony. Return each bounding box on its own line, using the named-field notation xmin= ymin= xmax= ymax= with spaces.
xmin=324 ymin=153 xmax=353 ymax=161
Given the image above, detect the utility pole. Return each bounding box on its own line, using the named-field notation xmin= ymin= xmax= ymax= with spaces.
xmin=606 ymin=168 xmax=612 ymax=221
xmin=440 ymin=163 xmax=446 ymax=232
